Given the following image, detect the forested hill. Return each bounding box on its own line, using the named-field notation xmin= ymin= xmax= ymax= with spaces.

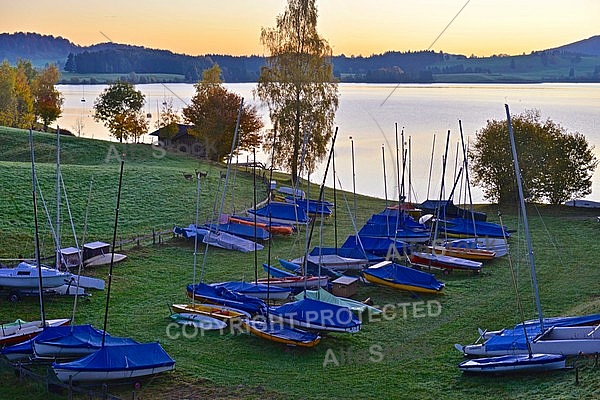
xmin=2 ymin=32 xmax=600 ymax=83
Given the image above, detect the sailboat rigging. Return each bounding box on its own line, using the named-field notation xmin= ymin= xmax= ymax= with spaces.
xmin=455 ymin=104 xmax=600 ymax=366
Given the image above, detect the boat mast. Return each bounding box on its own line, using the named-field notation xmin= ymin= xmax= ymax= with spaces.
xmin=191 ymin=164 xmax=202 ymax=306
xmin=56 ymin=127 xmax=61 ymax=269
xmin=426 ymin=134 xmax=436 ymax=200
xmin=30 ymin=129 xmax=46 ymax=326
xmin=215 ymin=99 xmax=244 ymax=234
xmin=505 ymin=104 xmax=544 ymax=332
xmin=382 ymin=145 xmax=388 ymax=209
xmin=458 ymin=120 xmax=478 ymax=238
xmin=102 ymin=160 xmax=125 ymax=346
xmin=301 ymin=127 xmax=338 ymax=286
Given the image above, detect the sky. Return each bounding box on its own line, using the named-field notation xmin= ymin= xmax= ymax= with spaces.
xmin=2 ymin=0 xmax=600 ymax=57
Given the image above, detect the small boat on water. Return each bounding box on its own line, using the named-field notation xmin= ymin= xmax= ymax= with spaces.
xmin=458 ymin=353 xmax=566 ymax=374
xmin=362 ymin=261 xmax=445 ymax=294
xmin=242 ymin=319 xmax=321 ymax=347
xmin=52 ymin=342 xmax=175 ymax=383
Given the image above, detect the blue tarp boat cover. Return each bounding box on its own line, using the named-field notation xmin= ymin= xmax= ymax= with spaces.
xmin=357 ymin=223 xmax=430 ymax=241
xmin=174 ymin=225 xmax=264 ymax=252
xmin=34 ymin=325 xmax=138 ymax=350
xmin=342 ymin=235 xmax=410 ymax=257
xmin=188 ymin=283 xmax=267 ymax=315
xmin=52 ymin=342 xmax=175 ymax=372
xmin=362 ymin=262 xmax=445 ymax=292
xmin=418 ymin=199 xmax=487 ymax=221
xmin=278 ymin=259 xmax=343 ymax=279
xmin=483 ymin=314 xmax=600 ymax=352
xmin=212 ymin=281 xmax=291 ymax=296
xmin=204 ymin=222 xmax=270 ymax=241
xmin=263 ymin=263 xmax=297 ymax=278
xmin=436 ymin=218 xmax=509 ymax=238
xmin=459 ymin=353 xmax=565 ymax=372
xmin=173 ymin=225 xmax=208 ymax=239
xmin=269 ymin=298 xmax=361 ymax=333
xmin=284 ymin=196 xmax=333 ymax=216
xmin=248 ymin=202 xmax=309 ymax=224
xmin=1 ymin=337 xmax=35 ymax=358
xmin=202 ymin=230 xmax=264 ymax=252
xmin=309 ymin=246 xmax=384 ymax=263
xmin=367 ymin=209 xmax=428 ymax=231
xmin=244 ymin=319 xmax=320 ymax=345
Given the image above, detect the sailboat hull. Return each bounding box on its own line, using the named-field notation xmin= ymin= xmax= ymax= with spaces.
xmin=242 ymin=319 xmax=321 ymax=347
xmin=0 ymin=318 xmax=70 ymax=348
xmin=459 ymin=353 xmax=566 ymax=374
xmin=0 ymin=262 xmax=72 ymax=289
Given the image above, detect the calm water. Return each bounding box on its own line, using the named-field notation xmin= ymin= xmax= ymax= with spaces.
xmin=57 ymin=83 xmax=600 ymax=203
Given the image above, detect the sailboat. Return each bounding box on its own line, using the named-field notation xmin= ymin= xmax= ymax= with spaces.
xmin=52 ymin=342 xmax=175 ymax=383
xmin=51 ymin=160 xmax=175 ymax=382
xmin=362 ymin=261 xmax=445 ymax=294
xmin=239 ymin=130 xmax=321 ymax=348
xmin=1 ymin=130 xmax=71 ymax=355
xmin=456 ymin=104 xmax=598 ymax=372
xmin=0 ymin=261 xmax=72 ymax=289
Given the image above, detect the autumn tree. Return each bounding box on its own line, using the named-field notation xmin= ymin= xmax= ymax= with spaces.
xmin=0 ymin=61 xmax=18 ymax=127
xmin=33 ymin=64 xmax=63 ymax=131
xmin=155 ymin=97 xmax=181 ymax=140
xmin=0 ymin=60 xmax=37 ymax=128
xmin=94 ymin=81 xmax=148 ymax=143
xmin=255 ymin=0 xmax=339 ymax=183
xmin=183 ymin=64 xmax=263 ymax=161
xmin=470 ymin=110 xmax=597 ymax=204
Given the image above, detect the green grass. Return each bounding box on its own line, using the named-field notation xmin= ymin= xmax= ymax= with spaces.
xmin=0 ymin=127 xmax=599 ymax=399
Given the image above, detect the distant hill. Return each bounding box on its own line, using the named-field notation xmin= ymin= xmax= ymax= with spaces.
xmin=546 ymin=35 xmax=600 ymax=56
xmin=0 ymin=32 xmax=79 ymax=66
xmin=1 ymin=31 xmax=600 ymax=83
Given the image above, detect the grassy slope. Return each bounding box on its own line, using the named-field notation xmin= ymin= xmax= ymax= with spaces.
xmin=0 ymin=127 xmax=599 ymax=399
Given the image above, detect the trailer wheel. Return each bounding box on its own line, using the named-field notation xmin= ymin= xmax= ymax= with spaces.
xmin=8 ymin=291 xmax=21 ymax=303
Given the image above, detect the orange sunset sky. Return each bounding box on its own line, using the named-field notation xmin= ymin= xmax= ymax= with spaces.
xmin=3 ymin=0 xmax=599 ymax=57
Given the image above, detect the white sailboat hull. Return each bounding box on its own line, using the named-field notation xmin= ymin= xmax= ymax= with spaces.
xmin=458 ymin=325 xmax=600 ymax=356
xmin=0 ymin=263 xmax=72 ymax=289
xmin=53 ymin=364 xmax=175 ymax=383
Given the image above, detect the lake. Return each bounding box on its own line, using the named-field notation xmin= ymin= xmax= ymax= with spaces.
xmin=56 ymin=82 xmax=600 ymax=203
